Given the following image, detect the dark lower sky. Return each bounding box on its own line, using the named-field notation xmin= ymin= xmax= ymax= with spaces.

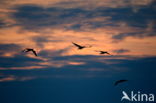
xmin=1 ymin=56 xmax=156 ymax=103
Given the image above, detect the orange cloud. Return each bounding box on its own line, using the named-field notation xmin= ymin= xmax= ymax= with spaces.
xmin=0 ymin=76 xmax=16 ymax=82
xmin=0 ymin=75 xmax=37 ymax=82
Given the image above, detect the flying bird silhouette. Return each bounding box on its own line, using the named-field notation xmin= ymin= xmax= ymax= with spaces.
xmin=95 ymin=50 xmax=110 ymax=55
xmin=22 ymin=48 xmax=37 ymax=56
xmin=114 ymin=79 xmax=128 ymax=86
xmin=72 ymin=42 xmax=91 ymax=50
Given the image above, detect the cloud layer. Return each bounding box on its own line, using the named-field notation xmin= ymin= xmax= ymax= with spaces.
xmin=0 ymin=0 xmax=155 ymax=82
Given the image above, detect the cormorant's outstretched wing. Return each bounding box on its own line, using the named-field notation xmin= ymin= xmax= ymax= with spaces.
xmin=72 ymin=42 xmax=82 ymax=48
xmin=22 ymin=49 xmax=27 ymax=52
xmin=32 ymin=50 xmax=37 ymax=56
xmin=114 ymin=80 xmax=128 ymax=86
xmin=95 ymin=50 xmax=110 ymax=55
xmin=22 ymin=48 xmax=31 ymax=52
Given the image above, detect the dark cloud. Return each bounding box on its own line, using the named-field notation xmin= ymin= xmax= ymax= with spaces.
xmin=110 ymin=1 xmax=156 ymax=40
xmin=0 ymin=44 xmax=21 ymax=56
xmin=112 ymin=33 xmax=138 ymax=40
xmin=32 ymin=36 xmax=50 ymax=47
xmin=32 ymin=36 xmax=64 ymax=47
xmin=0 ymin=55 xmax=42 ymax=68
xmin=0 ymin=19 xmax=6 ymax=28
xmin=113 ymin=49 xmax=130 ymax=54
xmin=105 ymin=6 xmax=156 ymax=28
xmin=0 ymin=18 xmax=17 ymax=28
xmin=12 ymin=4 xmax=156 ymax=26
xmin=11 ymin=5 xmax=121 ymax=31
xmin=38 ymin=47 xmax=71 ymax=58
xmin=112 ymin=30 xmax=156 ymax=40
xmin=0 ymin=44 xmax=21 ymax=51
xmin=0 ymin=19 xmax=13 ymax=28
xmin=11 ymin=5 xmax=88 ymax=31
xmin=10 ymin=3 xmax=156 ymax=39
xmin=0 ymin=55 xmax=156 ymax=81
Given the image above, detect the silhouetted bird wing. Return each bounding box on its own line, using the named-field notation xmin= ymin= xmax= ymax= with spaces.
xmin=22 ymin=49 xmax=28 ymax=52
xmin=32 ymin=50 xmax=37 ymax=56
xmin=72 ymin=42 xmax=83 ymax=48
xmin=22 ymin=48 xmax=37 ymax=56
xmin=95 ymin=51 xmax=110 ymax=54
xmin=114 ymin=80 xmax=128 ymax=86
xmin=102 ymin=51 xmax=110 ymax=55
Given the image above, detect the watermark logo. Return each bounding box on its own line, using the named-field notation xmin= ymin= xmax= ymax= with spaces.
xmin=121 ymin=91 xmax=155 ymax=102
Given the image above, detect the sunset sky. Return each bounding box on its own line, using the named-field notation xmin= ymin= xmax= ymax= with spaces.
xmin=0 ymin=0 xmax=156 ymax=103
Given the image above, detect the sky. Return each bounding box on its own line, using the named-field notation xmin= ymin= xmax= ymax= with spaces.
xmin=0 ymin=0 xmax=156 ymax=103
